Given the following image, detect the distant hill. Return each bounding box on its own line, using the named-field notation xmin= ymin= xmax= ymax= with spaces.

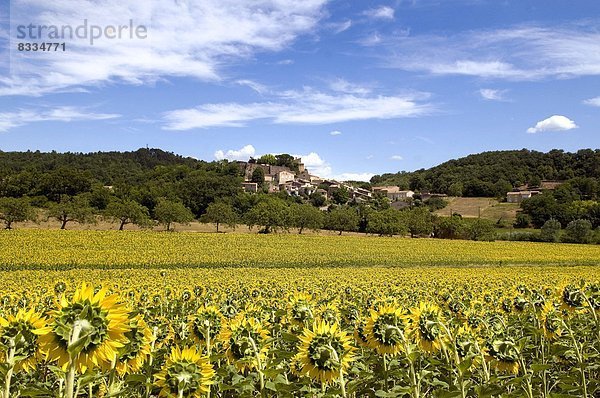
xmin=370 ymin=149 xmax=600 ymax=197
xmin=0 ymin=148 xmax=204 ymax=185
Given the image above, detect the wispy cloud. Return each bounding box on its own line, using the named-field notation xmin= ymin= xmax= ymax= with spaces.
xmin=390 ymin=155 xmax=403 ymax=160
xmin=479 ymin=88 xmax=508 ymax=101
xmin=329 ymin=78 xmax=372 ymax=95
xmin=376 ymin=24 xmax=600 ymax=80
xmin=2 ymin=0 xmax=327 ymax=96
xmin=330 ymin=130 xmax=342 ymax=136
xmin=0 ymin=106 xmax=119 ymax=132
xmin=526 ymin=115 xmax=578 ymax=134
xmin=214 ymin=144 xmax=256 ymax=161
xmin=363 ymin=6 xmax=395 ymax=20
xmin=583 ymin=97 xmax=600 ymax=107
xmin=162 ymin=87 xmax=434 ymax=130
xmin=327 ymin=19 xmax=352 ymax=34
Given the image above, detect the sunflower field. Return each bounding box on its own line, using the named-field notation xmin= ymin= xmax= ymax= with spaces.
xmin=0 ymin=264 xmax=598 ymax=397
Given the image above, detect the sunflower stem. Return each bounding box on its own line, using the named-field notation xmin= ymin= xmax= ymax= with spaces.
xmin=383 ymin=353 xmax=389 ymax=392
xmin=563 ymin=321 xmax=588 ymax=398
xmin=205 ymin=325 xmax=211 ymax=398
xmin=65 ymin=322 xmax=83 ymax=398
xmin=3 ymin=338 xmax=15 ymax=398
xmin=248 ymin=336 xmax=265 ymax=392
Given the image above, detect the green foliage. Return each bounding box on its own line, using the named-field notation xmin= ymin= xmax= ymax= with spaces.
xmin=563 ymin=219 xmax=593 ymax=244
xmin=366 ymin=209 xmax=406 ymax=236
xmin=325 ymin=206 xmax=359 ymax=235
xmin=256 ymin=154 xmax=277 ymax=165
xmin=0 ymin=197 xmax=36 ymax=229
xmin=251 ymin=167 xmax=265 ymax=187
xmin=434 ymin=215 xmax=466 ymax=239
xmin=467 ymin=218 xmax=496 ymax=241
xmin=371 ymin=148 xmax=600 ymax=198
xmin=540 ymin=219 xmax=561 ymax=243
xmin=244 ymin=196 xmax=289 ymax=233
xmin=105 ymin=199 xmax=151 ymax=230
xmin=331 ymin=187 xmax=350 ymax=205
xmin=47 ymin=195 xmax=96 ymax=229
xmin=406 ymin=207 xmax=434 ymax=238
xmin=154 ymin=198 xmax=195 ymax=231
xmin=309 ymin=192 xmax=326 ymax=207
xmin=288 ymin=203 xmax=324 ymax=234
xmin=425 ymin=197 xmax=447 ymax=211
xmin=513 ymin=213 xmax=531 ymax=228
xmin=201 ymin=201 xmax=238 ymax=232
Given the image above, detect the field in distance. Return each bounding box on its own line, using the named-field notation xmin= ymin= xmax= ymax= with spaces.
xmin=2 ymin=229 xmax=600 ymax=270
xmin=434 ymin=197 xmax=520 ymax=222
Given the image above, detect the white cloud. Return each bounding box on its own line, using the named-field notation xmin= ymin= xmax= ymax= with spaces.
xmin=235 ymin=80 xmax=269 ymax=95
xmin=328 ymin=19 xmax=352 ymax=34
xmin=163 ymin=87 xmax=433 ymax=129
xmin=363 ymin=6 xmax=395 ymax=20
xmin=329 ymin=78 xmax=372 ymax=95
xmin=329 ymin=130 xmax=342 ymax=136
xmin=294 ymin=151 xmax=373 ymax=181
xmin=479 ymin=88 xmax=507 ymax=101
xmin=390 ymin=155 xmax=403 ymax=160
xmin=380 ymin=24 xmax=600 ymax=80
xmin=3 ymin=0 xmax=327 ymax=96
xmin=0 ymin=106 xmax=119 ymax=132
xmin=583 ymin=97 xmax=600 ymax=107
xmin=333 ymin=172 xmax=375 ymax=182
xmin=214 ymin=144 xmax=256 ymax=161
xmin=526 ymin=115 xmax=578 ymax=134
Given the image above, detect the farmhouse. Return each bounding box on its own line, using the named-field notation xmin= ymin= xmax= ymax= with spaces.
xmin=372 ymin=186 xmax=414 ymax=201
xmin=507 ymin=190 xmax=540 ymax=203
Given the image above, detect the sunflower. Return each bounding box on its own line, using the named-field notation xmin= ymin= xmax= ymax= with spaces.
xmin=484 ymin=337 xmax=520 ymax=374
xmin=407 ymin=302 xmax=446 ymax=353
xmin=154 ymin=345 xmax=214 ymax=398
xmin=296 ymin=321 xmax=356 ymax=384
xmin=288 ymin=293 xmax=314 ymax=327
xmin=188 ymin=305 xmax=224 ymax=349
xmin=0 ymin=308 xmax=47 ymax=372
xmin=353 ymin=321 xmax=370 ymax=348
xmin=36 ymin=282 xmax=130 ymax=373
xmin=318 ymin=302 xmax=340 ymax=324
xmin=539 ymin=302 xmax=563 ymax=341
xmin=559 ymin=285 xmax=584 ymax=312
xmin=115 ymin=315 xmax=153 ymax=376
xmin=219 ymin=315 xmax=269 ymax=372
xmin=454 ymin=326 xmax=479 ymax=362
xmin=365 ymin=305 xmax=406 ymax=356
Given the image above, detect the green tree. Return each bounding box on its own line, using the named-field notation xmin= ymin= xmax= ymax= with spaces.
xmin=244 ymin=196 xmax=288 ymax=233
xmin=202 ymin=201 xmax=238 ymax=232
xmin=48 ymin=195 xmax=96 ymax=229
xmin=325 ymin=207 xmax=359 ymax=235
xmin=366 ymin=209 xmax=407 ymax=237
xmin=434 ymin=215 xmax=466 ymax=239
xmin=0 ymin=197 xmax=36 ymax=229
xmin=288 ymin=203 xmax=324 ymax=234
xmin=154 ymin=198 xmax=194 ymax=231
xmin=540 ymin=219 xmax=561 ymax=243
xmin=447 ymin=182 xmax=463 ymax=197
xmin=563 ymin=219 xmax=593 ymax=244
xmin=251 ymin=167 xmax=265 ymax=188
xmin=467 ymin=218 xmax=496 ymax=241
xmin=513 ymin=213 xmax=531 ymax=229
xmin=310 ymin=192 xmax=326 ymax=207
xmin=406 ymin=207 xmax=434 ymax=238
xmin=257 ymin=154 xmax=277 ymax=165
xmin=105 ymin=199 xmax=151 ymax=230
xmin=331 ymin=187 xmax=350 ymax=205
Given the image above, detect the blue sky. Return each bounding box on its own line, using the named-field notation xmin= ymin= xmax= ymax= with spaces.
xmin=1 ymin=0 xmax=600 ymax=180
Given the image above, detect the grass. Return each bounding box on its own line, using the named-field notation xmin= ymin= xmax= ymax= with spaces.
xmin=435 ymin=197 xmax=520 ymax=223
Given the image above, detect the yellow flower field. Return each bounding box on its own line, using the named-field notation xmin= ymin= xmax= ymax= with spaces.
xmin=0 ymin=229 xmax=598 ymax=397
xmin=1 ymin=229 xmax=600 ymax=269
